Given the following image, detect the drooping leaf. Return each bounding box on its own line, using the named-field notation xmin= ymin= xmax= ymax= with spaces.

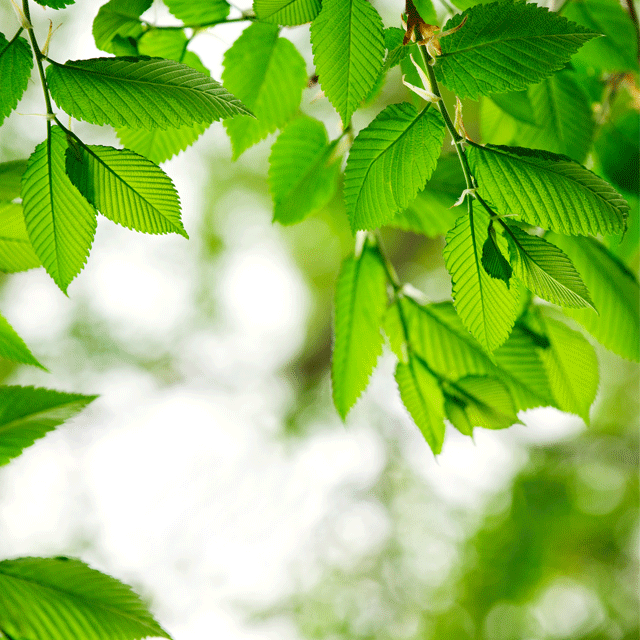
xmin=468 ymin=143 xmax=629 ymax=236
xmin=332 ymin=245 xmax=388 ymax=419
xmin=550 ymin=235 xmax=640 ymax=362
xmin=21 ymin=126 xmax=98 ymax=293
xmin=395 ymin=355 xmax=445 ymax=454
xmin=505 ymin=224 xmax=593 ymax=309
xmin=481 ymin=227 xmax=512 ymax=285
xmin=0 ymin=312 xmax=43 ymax=369
xmin=47 ymin=57 xmax=251 ymax=130
xmin=269 ymin=116 xmax=340 ymax=225
xmin=344 ymin=103 xmax=446 ymax=231
xmin=33 ymin=0 xmax=74 ymax=8
xmin=0 ymin=202 xmax=41 ymax=272
xmin=0 ymin=556 xmax=170 ymax=639
xmin=444 ymin=205 xmax=520 ymax=352
xmin=311 ymin=0 xmax=385 ymax=125
xmin=0 ymin=159 xmax=28 ymax=200
xmin=0 ymin=386 xmax=95 ymax=466
xmin=92 ymin=0 xmax=152 ymax=53
xmin=0 ymin=32 xmax=33 ymax=126
xmin=66 ymin=142 xmax=187 ymax=238
xmin=164 ymin=0 xmax=230 ymax=25
xmin=537 ymin=315 xmax=598 ymax=422
xmin=254 ymin=0 xmax=321 ymax=25
xmin=434 ymin=1 xmax=598 ymax=99
xmin=222 ymin=22 xmax=307 ymax=158
xmin=595 ymin=111 xmax=639 ymax=194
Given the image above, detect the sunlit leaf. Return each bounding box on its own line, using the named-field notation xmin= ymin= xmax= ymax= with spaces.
xmin=0 ymin=32 xmax=33 ymax=126
xmin=0 ymin=159 xmax=28 ymax=200
xmin=0 ymin=202 xmax=40 ymax=273
xmin=92 ymin=0 xmax=152 ymax=53
xmin=33 ymin=0 xmax=74 ymax=8
xmin=0 ymin=312 xmax=43 ymax=369
xmin=164 ymin=0 xmax=230 ymax=24
xmin=254 ymin=0 xmax=321 ymax=25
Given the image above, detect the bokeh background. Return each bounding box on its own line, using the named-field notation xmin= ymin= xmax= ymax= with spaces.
xmin=0 ymin=0 xmax=638 ymax=638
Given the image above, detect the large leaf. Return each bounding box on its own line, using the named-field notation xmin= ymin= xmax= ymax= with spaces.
xmin=332 ymin=245 xmax=388 ymax=419
xmin=434 ymin=1 xmax=597 ymax=99
xmin=222 ymin=22 xmax=307 ymax=158
xmin=47 ymin=57 xmax=251 ymax=130
xmin=21 ymin=127 xmax=98 ymax=293
xmin=269 ymin=116 xmax=340 ymax=225
xmin=254 ymin=0 xmax=321 ymax=25
xmin=0 ymin=32 xmax=33 ymax=126
xmin=395 ymin=356 xmax=445 ymax=454
xmin=66 ymin=142 xmax=187 ymax=238
xmin=0 ymin=202 xmax=41 ymax=272
xmin=550 ymin=235 xmax=640 ymax=362
xmin=468 ymin=143 xmax=629 ymax=236
xmin=164 ymin=0 xmax=230 ymax=25
xmin=0 ymin=312 xmax=43 ymax=369
xmin=344 ymin=103 xmax=446 ymax=231
xmin=505 ymin=224 xmax=594 ymax=309
xmin=0 ymin=556 xmax=169 ymax=639
xmin=444 ymin=205 xmax=520 ymax=352
xmin=537 ymin=316 xmax=598 ymax=422
xmin=0 ymin=160 xmax=27 ymax=200
xmin=0 ymin=386 xmax=95 ymax=466
xmin=311 ymin=0 xmax=385 ymax=125
xmin=92 ymin=0 xmax=152 ymax=53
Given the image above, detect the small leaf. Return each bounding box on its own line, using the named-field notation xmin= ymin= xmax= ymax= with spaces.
xmin=92 ymin=0 xmax=152 ymax=53
xmin=332 ymin=245 xmax=388 ymax=419
xmin=506 ymin=225 xmax=593 ymax=309
xmin=434 ymin=1 xmax=598 ymax=99
xmin=0 ymin=386 xmax=95 ymax=466
xmin=0 ymin=202 xmax=41 ymax=272
xmin=269 ymin=116 xmax=340 ymax=225
xmin=444 ymin=205 xmax=520 ymax=352
xmin=481 ymin=227 xmax=512 ymax=285
xmin=254 ymin=0 xmax=321 ymax=25
xmin=0 ymin=32 xmax=33 ymax=126
xmin=21 ymin=126 xmax=98 ymax=293
xmin=311 ymin=0 xmax=385 ymax=125
xmin=164 ymin=0 xmax=230 ymax=25
xmin=468 ymin=143 xmax=629 ymax=236
xmin=0 ymin=556 xmax=170 ymax=639
xmin=344 ymin=103 xmax=446 ymax=231
xmin=0 ymin=312 xmax=43 ymax=369
xmin=33 ymin=0 xmax=74 ymax=8
xmin=395 ymin=356 xmax=445 ymax=454
xmin=222 ymin=22 xmax=307 ymax=158
xmin=47 ymin=57 xmax=251 ymax=130
xmin=0 ymin=159 xmax=28 ymax=200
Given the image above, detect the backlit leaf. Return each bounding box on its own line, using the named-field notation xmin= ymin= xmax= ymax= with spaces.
xmin=481 ymin=227 xmax=512 ymax=285
xmin=34 ymin=0 xmax=74 ymax=8
xmin=0 ymin=202 xmax=41 ymax=272
xmin=0 ymin=312 xmax=43 ymax=369
xmin=92 ymin=0 xmax=152 ymax=53
xmin=595 ymin=111 xmax=639 ymax=195
xmin=0 ymin=159 xmax=28 ymax=200
xmin=254 ymin=0 xmax=321 ymax=25
xmin=164 ymin=0 xmax=230 ymax=24
xmin=0 ymin=32 xmax=33 ymax=126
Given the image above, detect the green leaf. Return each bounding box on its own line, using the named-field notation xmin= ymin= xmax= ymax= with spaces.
xmin=92 ymin=0 xmax=152 ymax=54
xmin=0 ymin=159 xmax=28 ymax=200
xmin=254 ymin=0 xmax=321 ymax=25
xmin=444 ymin=205 xmax=520 ymax=352
xmin=269 ymin=116 xmax=340 ymax=225
xmin=0 ymin=202 xmax=41 ymax=272
xmin=33 ymin=0 xmax=74 ymax=8
xmin=383 ymin=27 xmax=416 ymax=72
xmin=595 ymin=111 xmax=639 ymax=195
xmin=311 ymin=0 xmax=385 ymax=125
xmin=47 ymin=57 xmax=251 ymax=130
xmin=0 ymin=386 xmax=95 ymax=466
xmin=537 ymin=316 xmax=598 ymax=422
xmin=0 ymin=32 xmax=33 ymax=126
xmin=222 ymin=22 xmax=307 ymax=158
xmin=434 ymin=1 xmax=598 ymax=99
xmin=0 ymin=312 xmax=43 ymax=369
xmin=468 ymin=143 xmax=629 ymax=236
xmin=137 ymin=28 xmax=188 ymax=60
xmin=411 ymin=0 xmax=438 ymax=24
xmin=564 ymin=0 xmax=638 ymax=71
xmin=21 ymin=126 xmax=97 ymax=293
xmin=505 ymin=225 xmax=593 ymax=309
xmin=164 ymin=0 xmax=230 ymax=25
xmin=489 ymin=90 xmax=536 ymax=126
xmin=550 ymin=235 xmax=640 ymax=362
xmin=332 ymin=245 xmax=388 ymax=419
xmin=395 ymin=356 xmax=445 ymax=454
xmin=344 ymin=103 xmax=446 ymax=231
xmin=66 ymin=141 xmax=187 ymax=238
xmin=0 ymin=556 xmax=170 ymax=639
xmin=481 ymin=226 xmax=512 ymax=285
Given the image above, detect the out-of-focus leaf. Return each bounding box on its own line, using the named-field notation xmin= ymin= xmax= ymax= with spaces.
xmin=0 ymin=202 xmax=40 ymax=272
xmin=0 ymin=32 xmax=33 ymax=126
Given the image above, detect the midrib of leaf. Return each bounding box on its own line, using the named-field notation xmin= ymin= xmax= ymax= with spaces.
xmin=0 ymin=402 xmax=89 ymax=434
xmin=468 ymin=207 xmax=491 ymax=342
xmin=247 ymin=37 xmax=277 ymax=111
xmin=45 ymin=132 xmax=64 ymax=282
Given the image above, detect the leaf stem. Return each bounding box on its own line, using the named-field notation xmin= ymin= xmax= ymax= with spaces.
xmin=371 ymin=231 xmax=402 ymax=292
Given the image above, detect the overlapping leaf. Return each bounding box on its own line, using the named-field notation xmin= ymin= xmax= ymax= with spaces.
xmin=47 ymin=57 xmax=251 ymax=130
xmin=489 ymin=90 xmax=536 ymax=126
xmin=0 ymin=202 xmax=41 ymax=272
xmin=92 ymin=0 xmax=152 ymax=53
xmin=0 ymin=160 xmax=28 ymax=200
xmin=595 ymin=111 xmax=639 ymax=195
xmin=164 ymin=0 xmax=230 ymax=25
xmin=0 ymin=32 xmax=33 ymax=126
xmin=505 ymin=225 xmax=593 ymax=308
xmin=0 ymin=313 xmax=43 ymax=369
xmin=311 ymin=0 xmax=385 ymax=125
xmin=222 ymin=22 xmax=307 ymax=158
xmin=66 ymin=142 xmax=187 ymax=238
xmin=269 ymin=116 xmax=340 ymax=225
xmin=444 ymin=205 xmax=520 ymax=352
xmin=551 ymin=235 xmax=640 ymax=362
xmin=468 ymin=143 xmax=629 ymax=236
xmin=21 ymin=126 xmax=97 ymax=293
xmin=0 ymin=556 xmax=169 ymax=639
xmin=332 ymin=245 xmax=388 ymax=419
xmin=344 ymin=103 xmax=445 ymax=231
xmin=434 ymin=1 xmax=597 ymax=99
xmin=254 ymin=0 xmax=321 ymax=25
